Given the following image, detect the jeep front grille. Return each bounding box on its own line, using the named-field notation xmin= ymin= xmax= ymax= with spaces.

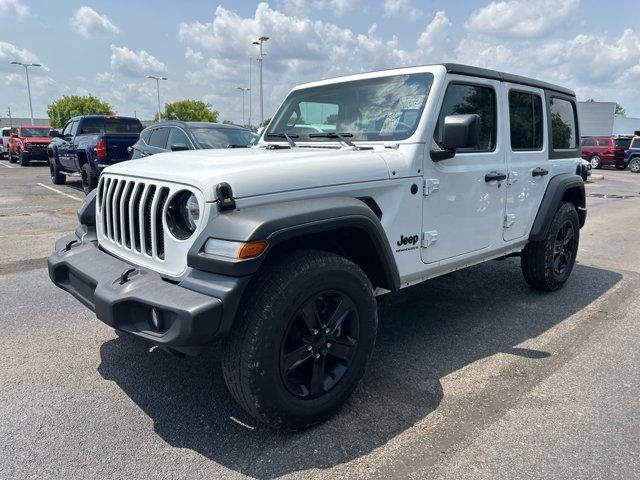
xmin=96 ymin=174 xmax=206 ymax=277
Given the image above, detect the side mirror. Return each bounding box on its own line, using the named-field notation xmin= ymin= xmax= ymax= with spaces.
xmin=431 ymin=114 xmax=480 ymax=161
xmin=49 ymin=130 xmax=60 ymax=138
xmin=170 ymin=143 xmax=189 ymax=151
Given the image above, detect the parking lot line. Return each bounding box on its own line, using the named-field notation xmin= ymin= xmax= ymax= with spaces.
xmin=0 ymin=161 xmax=14 ymax=168
xmin=36 ymin=182 xmax=82 ymax=201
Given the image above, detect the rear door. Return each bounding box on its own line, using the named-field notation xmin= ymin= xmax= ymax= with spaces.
xmin=145 ymin=127 xmax=170 ymax=156
xmin=421 ymin=77 xmax=507 ymax=264
xmin=502 ymin=84 xmax=550 ymax=241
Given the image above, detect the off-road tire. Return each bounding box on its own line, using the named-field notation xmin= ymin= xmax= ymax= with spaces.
xmin=19 ymin=152 xmax=30 ymax=166
xmin=50 ymin=160 xmax=65 ymax=185
xmin=628 ymin=157 xmax=640 ymax=173
xmin=81 ymin=163 xmax=99 ymax=195
xmin=8 ymin=154 xmax=17 ymax=163
xmin=221 ymin=249 xmax=377 ymax=431
xmin=521 ymin=201 xmax=579 ymax=291
xmin=590 ymin=155 xmax=602 ymax=169
xmin=615 ymin=163 xmax=626 ymax=170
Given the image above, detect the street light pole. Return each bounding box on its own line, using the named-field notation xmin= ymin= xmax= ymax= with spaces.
xmin=146 ymin=75 xmax=167 ymax=121
xmin=236 ymin=87 xmax=250 ymax=125
xmin=10 ymin=61 xmax=42 ymax=125
xmin=252 ymin=36 xmax=269 ymax=126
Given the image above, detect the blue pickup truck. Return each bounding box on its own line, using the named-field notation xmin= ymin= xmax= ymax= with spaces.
xmin=625 ymin=135 xmax=640 ymax=173
xmin=48 ymin=115 xmax=143 ymax=194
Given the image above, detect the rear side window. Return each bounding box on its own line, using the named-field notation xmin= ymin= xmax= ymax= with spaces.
xmin=597 ymin=139 xmax=609 ymax=147
xmin=148 ymin=128 xmax=168 ymax=148
xmin=508 ymin=91 xmax=543 ymax=150
xmin=140 ymin=129 xmax=152 ymax=144
xmin=436 ymin=83 xmax=497 ymax=152
xmin=581 ymin=139 xmax=596 ymax=147
xmin=549 ymin=97 xmax=577 ymax=150
xmin=615 ymin=138 xmax=631 ymax=149
xmin=631 ymin=138 xmax=640 ymax=149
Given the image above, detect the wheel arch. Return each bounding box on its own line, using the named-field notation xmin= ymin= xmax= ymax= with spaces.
xmin=529 ymin=173 xmax=586 ymax=242
xmin=187 ymin=196 xmax=400 ymax=293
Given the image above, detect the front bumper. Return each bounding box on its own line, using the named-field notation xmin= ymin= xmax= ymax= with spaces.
xmin=48 ymin=233 xmax=248 ymax=355
xmin=20 ymin=150 xmax=48 ymax=160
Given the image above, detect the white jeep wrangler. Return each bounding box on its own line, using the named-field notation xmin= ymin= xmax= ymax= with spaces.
xmin=49 ymin=64 xmax=586 ymax=430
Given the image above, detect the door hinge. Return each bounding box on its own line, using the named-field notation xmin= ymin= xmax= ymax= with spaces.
xmin=504 ymin=214 xmax=516 ymax=228
xmin=507 ymin=171 xmax=518 ymax=185
xmin=421 ymin=230 xmax=438 ymax=248
xmin=423 ymin=178 xmax=440 ymax=196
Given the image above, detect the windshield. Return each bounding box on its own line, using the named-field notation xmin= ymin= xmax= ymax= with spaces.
xmin=191 ymin=127 xmax=258 ymax=148
xmin=80 ymin=117 xmax=143 ymax=134
xmin=614 ymin=138 xmax=632 ymax=148
xmin=266 ymin=72 xmax=434 ymax=142
xmin=20 ymin=127 xmax=50 ymax=137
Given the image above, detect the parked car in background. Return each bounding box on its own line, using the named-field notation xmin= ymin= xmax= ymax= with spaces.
xmin=1 ymin=127 xmax=11 ymax=159
xmin=580 ymin=159 xmax=592 ymax=181
xmin=580 ymin=135 xmax=632 ymax=170
xmin=625 ymin=135 xmax=640 ymax=173
xmin=129 ymin=121 xmax=259 ymax=159
xmin=8 ymin=125 xmax=51 ymax=166
xmin=48 ymin=115 xmax=143 ymax=194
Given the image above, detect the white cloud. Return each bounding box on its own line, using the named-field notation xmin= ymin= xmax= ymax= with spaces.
xmin=109 ymin=45 xmax=166 ymax=77
xmin=312 ymin=0 xmax=361 ymax=16
xmin=185 ymin=47 xmax=204 ymax=63
xmin=0 ymin=0 xmax=28 ymax=18
xmin=466 ymin=0 xmax=579 ymax=39
xmin=383 ymin=0 xmax=423 ymax=19
xmin=71 ymin=6 xmax=119 ymax=39
xmin=416 ymin=11 xmax=452 ymax=57
xmin=0 ymin=42 xmax=41 ymax=71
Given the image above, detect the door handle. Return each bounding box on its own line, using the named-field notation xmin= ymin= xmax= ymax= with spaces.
xmin=532 ymin=167 xmax=549 ymax=177
xmin=485 ymin=171 xmax=507 ymax=182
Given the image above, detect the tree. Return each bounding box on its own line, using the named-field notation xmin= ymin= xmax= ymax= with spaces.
xmin=260 ymin=118 xmax=271 ymax=127
xmin=615 ymin=103 xmax=626 ymax=116
xmin=154 ymin=100 xmax=218 ymax=122
xmin=47 ymin=95 xmax=114 ymax=128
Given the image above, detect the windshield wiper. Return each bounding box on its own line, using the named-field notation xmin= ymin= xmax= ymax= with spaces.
xmin=226 ymin=144 xmax=249 ymax=148
xmin=268 ymin=132 xmax=298 ymax=147
xmin=308 ymin=132 xmax=355 ymax=147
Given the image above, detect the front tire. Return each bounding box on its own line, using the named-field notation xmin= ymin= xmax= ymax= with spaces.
xmin=222 ymin=249 xmax=377 ymax=431
xmin=629 ymin=157 xmax=640 ymax=173
xmin=81 ymin=163 xmax=98 ymax=195
xmin=590 ymin=155 xmax=602 ymax=169
xmin=9 ymin=153 xmax=17 ymax=164
xmin=19 ymin=152 xmax=29 ymax=166
xmin=521 ymin=202 xmax=579 ymax=291
xmin=50 ymin=160 xmax=65 ymax=185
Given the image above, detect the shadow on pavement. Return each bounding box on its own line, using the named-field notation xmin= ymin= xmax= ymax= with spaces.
xmin=98 ymin=259 xmax=621 ymax=477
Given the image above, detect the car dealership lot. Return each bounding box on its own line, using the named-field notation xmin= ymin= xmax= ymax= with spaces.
xmin=1 ymin=163 xmax=639 ymax=479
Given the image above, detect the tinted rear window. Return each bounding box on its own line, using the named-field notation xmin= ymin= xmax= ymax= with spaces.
xmin=80 ymin=117 xmax=143 ymax=134
xmin=614 ymin=138 xmax=631 ymax=148
xmin=549 ymin=97 xmax=577 ymax=150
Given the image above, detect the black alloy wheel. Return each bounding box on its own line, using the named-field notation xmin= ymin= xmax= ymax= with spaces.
xmin=280 ymin=291 xmax=359 ymax=399
xmin=552 ymin=220 xmax=575 ymax=276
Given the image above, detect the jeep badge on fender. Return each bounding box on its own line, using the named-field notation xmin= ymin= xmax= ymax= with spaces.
xmin=48 ymin=63 xmax=586 ymax=431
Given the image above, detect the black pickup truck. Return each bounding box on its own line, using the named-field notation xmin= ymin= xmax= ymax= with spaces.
xmin=48 ymin=115 xmax=143 ymax=194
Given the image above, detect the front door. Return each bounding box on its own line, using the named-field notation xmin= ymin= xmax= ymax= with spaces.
xmin=421 ymin=77 xmax=507 ymax=264
xmin=501 ymin=83 xmax=550 ymax=241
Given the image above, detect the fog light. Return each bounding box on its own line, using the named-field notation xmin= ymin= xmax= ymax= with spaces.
xmin=149 ymin=308 xmax=163 ymax=331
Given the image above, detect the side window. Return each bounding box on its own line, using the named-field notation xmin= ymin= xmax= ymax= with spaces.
xmin=436 ymin=83 xmax=497 ymax=152
xmin=631 ymin=138 xmax=640 ymax=149
xmin=70 ymin=121 xmax=79 ymax=137
xmin=508 ymin=91 xmax=543 ymax=150
xmin=549 ymin=97 xmax=577 ymax=150
xmin=148 ymin=128 xmax=169 ymax=149
xmin=581 ymin=139 xmax=596 ymax=147
xmin=166 ymin=127 xmax=191 ymax=149
xmin=140 ymin=129 xmax=152 ymax=144
xmin=597 ymin=139 xmax=609 ymax=147
xmin=61 ymin=121 xmax=73 ymax=137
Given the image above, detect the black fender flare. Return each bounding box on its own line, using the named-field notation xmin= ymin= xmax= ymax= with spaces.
xmin=187 ymin=196 xmax=400 ymax=291
xmin=529 ymin=173 xmax=586 ymax=242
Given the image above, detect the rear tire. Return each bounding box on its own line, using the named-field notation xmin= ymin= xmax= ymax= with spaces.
xmin=615 ymin=163 xmax=626 ymax=170
xmin=81 ymin=163 xmax=99 ymax=195
xmin=9 ymin=153 xmax=17 ymax=164
xmin=590 ymin=155 xmax=602 ymax=169
xmin=50 ymin=160 xmax=65 ymax=185
xmin=629 ymin=158 xmax=640 ymax=173
xmin=222 ymin=249 xmax=377 ymax=431
xmin=521 ymin=202 xmax=579 ymax=292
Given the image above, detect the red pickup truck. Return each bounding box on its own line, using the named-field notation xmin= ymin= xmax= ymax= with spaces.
xmin=9 ymin=125 xmax=52 ymax=166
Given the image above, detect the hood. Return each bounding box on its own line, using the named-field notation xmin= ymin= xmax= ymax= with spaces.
xmin=104 ymin=147 xmax=391 ymax=202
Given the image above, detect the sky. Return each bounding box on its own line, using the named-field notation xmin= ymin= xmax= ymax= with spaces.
xmin=2 ymin=0 xmax=640 ymax=123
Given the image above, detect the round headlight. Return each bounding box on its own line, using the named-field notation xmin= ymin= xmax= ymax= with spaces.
xmin=166 ymin=191 xmax=200 ymax=240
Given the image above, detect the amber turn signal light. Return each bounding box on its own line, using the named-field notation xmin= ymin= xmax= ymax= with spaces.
xmin=238 ymin=240 xmax=268 ymax=259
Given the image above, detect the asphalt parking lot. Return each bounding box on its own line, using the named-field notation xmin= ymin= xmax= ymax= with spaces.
xmin=1 ymin=161 xmax=639 ymax=479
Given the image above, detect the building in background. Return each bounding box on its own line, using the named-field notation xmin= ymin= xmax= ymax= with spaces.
xmin=1 ymin=118 xmax=50 ymax=129
xmin=577 ymin=101 xmax=640 ymax=137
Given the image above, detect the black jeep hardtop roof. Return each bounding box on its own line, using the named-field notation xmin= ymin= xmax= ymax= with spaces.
xmin=442 ymin=63 xmax=575 ymax=97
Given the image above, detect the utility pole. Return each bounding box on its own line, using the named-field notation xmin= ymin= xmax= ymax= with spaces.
xmin=146 ymin=75 xmax=167 ymax=121
xmin=10 ymin=61 xmax=42 ymax=125
xmin=248 ymin=57 xmax=252 ymax=128
xmin=7 ymin=107 xmax=13 ymax=129
xmin=236 ymin=87 xmax=250 ymax=125
xmin=252 ymin=36 xmax=269 ymax=126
